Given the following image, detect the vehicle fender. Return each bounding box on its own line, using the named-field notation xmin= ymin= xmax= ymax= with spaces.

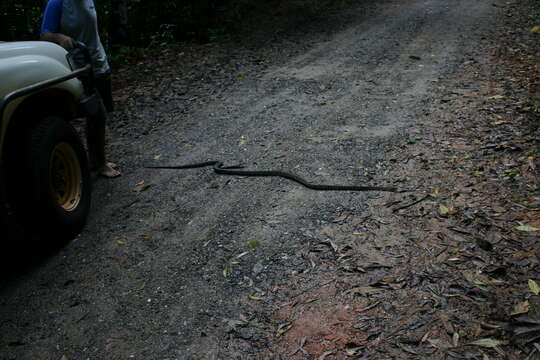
xmin=0 ymin=55 xmax=83 ymax=158
xmin=0 ymin=41 xmax=83 ymax=99
xmin=0 ymin=55 xmax=83 ymax=99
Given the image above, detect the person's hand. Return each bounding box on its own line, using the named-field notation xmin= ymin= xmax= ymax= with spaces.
xmin=57 ymin=34 xmax=74 ymax=50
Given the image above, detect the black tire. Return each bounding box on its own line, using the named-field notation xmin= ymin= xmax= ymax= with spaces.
xmin=16 ymin=116 xmax=91 ymax=243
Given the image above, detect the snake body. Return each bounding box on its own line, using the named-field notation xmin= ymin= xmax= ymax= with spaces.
xmin=147 ymin=161 xmax=397 ymax=192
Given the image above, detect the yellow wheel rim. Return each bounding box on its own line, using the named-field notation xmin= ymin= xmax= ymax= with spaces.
xmin=49 ymin=142 xmax=82 ymax=212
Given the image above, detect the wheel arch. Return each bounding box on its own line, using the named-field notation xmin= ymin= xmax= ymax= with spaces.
xmin=4 ymin=115 xmax=92 ymax=243
xmin=1 ymin=89 xmax=79 ymax=161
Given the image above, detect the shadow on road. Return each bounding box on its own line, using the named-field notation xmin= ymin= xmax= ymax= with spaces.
xmin=0 ymin=234 xmax=69 ymax=287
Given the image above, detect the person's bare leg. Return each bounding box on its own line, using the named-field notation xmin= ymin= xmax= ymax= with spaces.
xmin=86 ymin=114 xmax=121 ymax=178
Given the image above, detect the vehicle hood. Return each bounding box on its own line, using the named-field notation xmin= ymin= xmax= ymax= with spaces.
xmin=0 ymin=41 xmax=76 ymax=99
xmin=0 ymin=41 xmax=69 ymax=66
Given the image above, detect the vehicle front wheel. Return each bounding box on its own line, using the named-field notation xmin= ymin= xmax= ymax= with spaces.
xmin=15 ymin=116 xmax=91 ymax=243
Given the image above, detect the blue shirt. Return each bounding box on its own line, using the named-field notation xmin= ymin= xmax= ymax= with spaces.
xmin=40 ymin=0 xmax=63 ymax=36
xmin=41 ymin=0 xmax=109 ymax=74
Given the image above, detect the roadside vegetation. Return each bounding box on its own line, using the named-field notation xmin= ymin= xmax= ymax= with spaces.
xmin=1 ymin=0 xmax=356 ymax=46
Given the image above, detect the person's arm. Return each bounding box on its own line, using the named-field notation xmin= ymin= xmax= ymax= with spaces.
xmin=41 ymin=32 xmax=73 ymax=50
xmin=40 ymin=0 xmax=73 ymax=50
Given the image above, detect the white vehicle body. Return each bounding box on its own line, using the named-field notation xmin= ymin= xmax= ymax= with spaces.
xmin=0 ymin=41 xmax=84 ymax=158
xmin=0 ymin=41 xmax=97 ymax=243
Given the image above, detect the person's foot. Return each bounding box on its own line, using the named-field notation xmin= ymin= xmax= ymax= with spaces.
xmin=97 ymin=162 xmax=121 ymax=178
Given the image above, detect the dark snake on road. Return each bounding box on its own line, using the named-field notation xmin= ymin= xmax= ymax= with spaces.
xmin=147 ymin=161 xmax=398 ymax=192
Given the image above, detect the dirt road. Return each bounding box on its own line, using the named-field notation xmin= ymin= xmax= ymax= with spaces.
xmin=2 ymin=0 xmax=538 ymax=358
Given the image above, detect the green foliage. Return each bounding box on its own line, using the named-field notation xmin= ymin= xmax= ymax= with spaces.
xmin=207 ymin=28 xmax=230 ymax=42
xmin=0 ymin=0 xmax=46 ymax=41
xmin=149 ymin=24 xmax=177 ymax=47
xmin=1 ymin=0 xmax=361 ymax=46
xmin=107 ymin=45 xmax=147 ymax=64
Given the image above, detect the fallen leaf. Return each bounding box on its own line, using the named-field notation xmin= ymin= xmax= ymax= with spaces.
xmin=59 ymin=356 xmax=69 ymax=360
xmin=453 ymin=332 xmax=460 ymax=347
xmin=463 ymin=270 xmax=491 ymax=286
xmin=333 ymin=213 xmax=350 ymax=223
xmin=532 ymin=26 xmax=540 ymax=33
xmin=439 ymin=204 xmax=450 ymax=215
xmin=488 ymin=95 xmax=505 ymax=100
xmin=469 ymin=338 xmax=504 ymax=348
xmin=139 ymin=234 xmax=151 ymax=240
xmin=276 ymin=322 xmax=293 ymax=336
xmin=491 ymin=205 xmax=506 ymax=214
xmin=489 ymin=120 xmax=511 ymax=126
xmin=248 ymin=295 xmax=264 ymax=301
xmin=463 ymin=270 xmax=476 ymax=283
xmin=516 ymin=225 xmax=540 ymax=232
xmin=223 ymin=267 xmax=229 ymax=278
xmin=511 ymin=301 xmax=530 ymax=316
xmin=473 ymin=279 xmax=490 ymax=286
xmin=529 ymin=280 xmax=540 ymax=295
xmin=133 ymin=181 xmax=154 ymax=192
xmin=407 ymin=138 xmax=423 ymax=145
xmin=247 ymin=240 xmax=260 ymax=248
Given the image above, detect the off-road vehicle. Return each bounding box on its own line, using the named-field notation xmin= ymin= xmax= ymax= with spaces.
xmin=0 ymin=41 xmax=106 ymax=243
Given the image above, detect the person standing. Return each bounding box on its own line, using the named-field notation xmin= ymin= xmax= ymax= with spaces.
xmin=41 ymin=0 xmax=120 ymax=177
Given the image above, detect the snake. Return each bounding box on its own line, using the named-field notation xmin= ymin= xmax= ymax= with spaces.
xmin=146 ymin=161 xmax=398 ymax=192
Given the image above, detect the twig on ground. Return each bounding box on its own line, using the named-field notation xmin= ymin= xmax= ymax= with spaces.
xmin=392 ymin=194 xmax=431 ymax=213
xmin=291 ymin=279 xmax=334 ymax=298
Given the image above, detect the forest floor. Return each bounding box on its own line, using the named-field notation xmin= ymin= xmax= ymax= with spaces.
xmin=1 ymin=0 xmax=539 ymax=359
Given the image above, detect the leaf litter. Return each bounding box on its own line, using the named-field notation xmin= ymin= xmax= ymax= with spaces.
xmin=265 ymin=1 xmax=540 ymax=358
xmin=26 ymin=1 xmax=537 ymax=359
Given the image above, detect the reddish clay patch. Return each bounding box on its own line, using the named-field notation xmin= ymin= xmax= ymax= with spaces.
xmin=271 ymin=281 xmax=370 ymax=359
